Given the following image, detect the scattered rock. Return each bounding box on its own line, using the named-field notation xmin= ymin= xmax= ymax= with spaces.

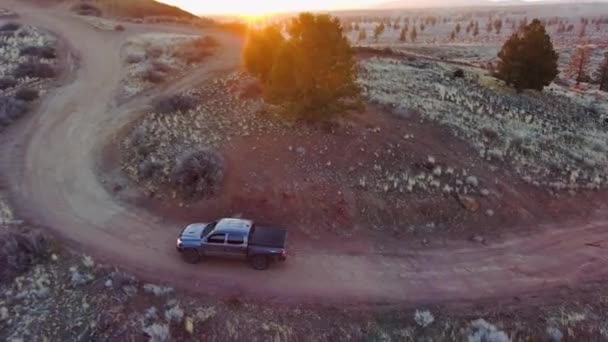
xmin=70 ymin=270 xmax=93 ymax=287
xmin=165 ymin=305 xmax=184 ymax=323
xmin=295 ymin=147 xmax=306 ymax=155
xmin=414 ymin=309 xmax=435 ymax=328
xmin=470 ymin=235 xmax=485 ymax=244
xmin=104 ymin=279 xmax=113 ymax=288
xmin=466 ymin=176 xmax=479 ymax=187
xmin=547 ymin=326 xmax=563 ymax=342
xmin=458 ymin=195 xmax=480 ymax=212
xmin=486 ymin=209 xmax=495 ymax=217
xmin=143 ymin=323 xmax=170 ymax=342
xmin=0 ymin=306 xmax=8 ymax=321
xmin=184 ymin=317 xmax=194 ymax=334
xmin=480 ymin=189 xmax=490 ymax=196
xmin=143 ymin=283 xmax=174 ymax=296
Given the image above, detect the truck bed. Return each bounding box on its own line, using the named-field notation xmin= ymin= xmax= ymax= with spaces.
xmin=249 ymin=226 xmax=287 ymax=248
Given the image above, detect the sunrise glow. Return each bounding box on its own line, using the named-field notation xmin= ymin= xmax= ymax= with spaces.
xmin=157 ymin=0 xmax=381 ymax=16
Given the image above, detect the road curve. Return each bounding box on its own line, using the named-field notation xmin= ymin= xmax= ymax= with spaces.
xmin=2 ymin=1 xmax=608 ymax=306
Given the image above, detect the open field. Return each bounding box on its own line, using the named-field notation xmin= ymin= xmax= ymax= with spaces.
xmin=1 ymin=0 xmax=608 ymax=340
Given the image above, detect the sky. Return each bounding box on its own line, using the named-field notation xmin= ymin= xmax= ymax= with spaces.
xmin=157 ymin=0 xmax=383 ymax=16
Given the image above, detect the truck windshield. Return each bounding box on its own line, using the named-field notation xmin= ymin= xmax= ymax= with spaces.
xmin=202 ymin=222 xmax=217 ymax=237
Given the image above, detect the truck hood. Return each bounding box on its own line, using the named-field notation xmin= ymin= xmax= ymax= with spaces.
xmin=180 ymin=223 xmax=208 ymax=239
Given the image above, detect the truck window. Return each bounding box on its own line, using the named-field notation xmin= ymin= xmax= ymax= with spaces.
xmin=207 ymin=233 xmax=226 ymax=244
xmin=227 ymin=234 xmax=244 ymax=245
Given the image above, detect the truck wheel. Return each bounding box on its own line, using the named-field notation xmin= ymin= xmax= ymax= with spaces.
xmin=182 ymin=249 xmax=201 ymax=264
xmin=250 ymin=255 xmax=269 ymax=270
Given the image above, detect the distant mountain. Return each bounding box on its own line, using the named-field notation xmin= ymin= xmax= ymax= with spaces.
xmin=374 ymin=0 xmax=601 ymax=9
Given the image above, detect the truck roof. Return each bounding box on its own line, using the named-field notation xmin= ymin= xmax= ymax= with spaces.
xmin=214 ymin=218 xmax=253 ymax=235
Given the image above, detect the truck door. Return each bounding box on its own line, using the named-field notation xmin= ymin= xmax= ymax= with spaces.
xmin=204 ymin=233 xmax=226 ymax=257
xmin=224 ymin=234 xmax=247 ymax=259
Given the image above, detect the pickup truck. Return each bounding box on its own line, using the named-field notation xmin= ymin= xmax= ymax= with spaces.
xmin=176 ymin=218 xmax=287 ymax=270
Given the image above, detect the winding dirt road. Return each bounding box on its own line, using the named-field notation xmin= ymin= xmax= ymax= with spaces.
xmin=2 ymin=1 xmax=608 ymax=306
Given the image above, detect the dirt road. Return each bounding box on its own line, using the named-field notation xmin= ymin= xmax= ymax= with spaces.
xmin=2 ymin=1 xmax=608 ymax=306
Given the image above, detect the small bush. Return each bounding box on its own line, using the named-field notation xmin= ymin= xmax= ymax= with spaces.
xmin=468 ymin=319 xmax=509 ymax=342
xmin=142 ymin=69 xmax=165 ymax=84
xmin=414 ymin=310 xmax=435 ymax=328
xmin=15 ymin=88 xmax=39 ymax=102
xmin=143 ymin=323 xmax=170 ymax=342
xmin=138 ymin=160 xmax=161 ymax=179
xmin=0 ymin=22 xmax=21 ymax=32
xmin=145 ymin=46 xmax=164 ymax=59
xmin=125 ymin=54 xmax=143 ymax=64
xmin=193 ymin=36 xmax=219 ymax=49
xmin=0 ymin=77 xmax=17 ymax=90
xmin=115 ymin=24 xmax=126 ymax=31
xmin=171 ymin=149 xmax=224 ymax=199
xmin=0 ymin=96 xmax=28 ymax=125
xmin=20 ymin=46 xmax=57 ymax=59
xmin=71 ymin=3 xmax=102 ymax=17
xmin=453 ymin=68 xmax=465 ymax=78
xmin=0 ymin=230 xmax=48 ymax=282
xmin=154 ymin=94 xmax=197 ymax=114
xmin=151 ymin=61 xmax=172 ymax=73
xmin=13 ymin=61 xmax=57 ymax=79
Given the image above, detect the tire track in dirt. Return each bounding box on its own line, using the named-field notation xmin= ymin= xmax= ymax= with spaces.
xmin=2 ymin=0 xmax=608 ymax=306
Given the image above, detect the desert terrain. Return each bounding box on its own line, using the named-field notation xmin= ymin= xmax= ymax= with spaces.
xmin=1 ymin=0 xmax=608 ymax=340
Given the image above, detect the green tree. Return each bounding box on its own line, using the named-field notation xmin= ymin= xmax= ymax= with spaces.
xmin=567 ymin=44 xmax=593 ymax=85
xmin=410 ymin=26 xmax=417 ymax=42
xmin=496 ymin=19 xmax=558 ymax=91
xmin=242 ymin=24 xmax=284 ymax=83
xmin=399 ymin=27 xmax=407 ymax=42
xmin=373 ymin=22 xmax=385 ymax=41
xmin=246 ymin=13 xmax=360 ymax=121
xmin=595 ymin=52 xmax=608 ymax=91
xmin=358 ymin=28 xmax=367 ymax=42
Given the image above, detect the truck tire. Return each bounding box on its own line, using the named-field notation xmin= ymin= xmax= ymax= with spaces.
xmin=182 ymin=249 xmax=201 ymax=264
xmin=250 ymin=255 xmax=269 ymax=270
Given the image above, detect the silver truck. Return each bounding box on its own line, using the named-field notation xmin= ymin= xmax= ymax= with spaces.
xmin=176 ymin=218 xmax=287 ymax=270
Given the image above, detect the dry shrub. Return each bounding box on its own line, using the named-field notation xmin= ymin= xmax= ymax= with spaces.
xmin=125 ymin=54 xmax=143 ymax=64
xmin=154 ymin=94 xmax=197 ymax=114
xmin=142 ymin=69 xmax=165 ymax=84
xmin=171 ymin=149 xmax=224 ymax=199
xmin=0 ymin=96 xmax=28 ymax=125
xmin=0 ymin=76 xmax=17 ymax=90
xmin=0 ymin=230 xmax=49 ymax=282
xmin=174 ymin=36 xmax=217 ymax=64
xmin=20 ymin=45 xmax=57 ymax=59
xmin=145 ymin=46 xmax=164 ymax=59
xmin=71 ymin=3 xmax=102 ymax=17
xmin=0 ymin=22 xmax=20 ymax=32
xmin=15 ymin=88 xmax=39 ymax=102
xmin=151 ymin=61 xmax=172 ymax=73
xmin=13 ymin=61 xmax=56 ymax=79
xmin=115 ymin=24 xmax=126 ymax=31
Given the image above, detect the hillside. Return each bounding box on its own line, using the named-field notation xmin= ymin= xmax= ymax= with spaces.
xmin=70 ymin=0 xmax=197 ymax=19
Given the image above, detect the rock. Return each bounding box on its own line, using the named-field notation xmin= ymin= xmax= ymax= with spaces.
xmin=433 ymin=166 xmax=442 ymax=176
xmin=295 ymin=147 xmax=306 ymax=155
xmin=104 ymin=279 xmax=113 ymax=288
xmin=184 ymin=317 xmax=194 ymax=335
xmin=480 ymin=189 xmax=490 ymax=196
xmin=51 ymin=254 xmax=58 ymax=261
xmin=165 ymin=305 xmax=184 ymax=323
xmin=458 ymin=195 xmax=480 ymax=212
xmin=486 ymin=209 xmax=495 ymax=217
xmin=427 ymin=156 xmax=436 ymax=164
xmin=0 ymin=307 xmax=8 ymax=321
xmin=143 ymin=283 xmax=174 ymax=296
xmin=82 ymin=255 xmax=95 ymax=268
xmin=466 ymin=176 xmax=479 ymax=187
xmin=470 ymin=235 xmax=485 ymax=244
xmin=70 ymin=270 xmax=93 ymax=287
